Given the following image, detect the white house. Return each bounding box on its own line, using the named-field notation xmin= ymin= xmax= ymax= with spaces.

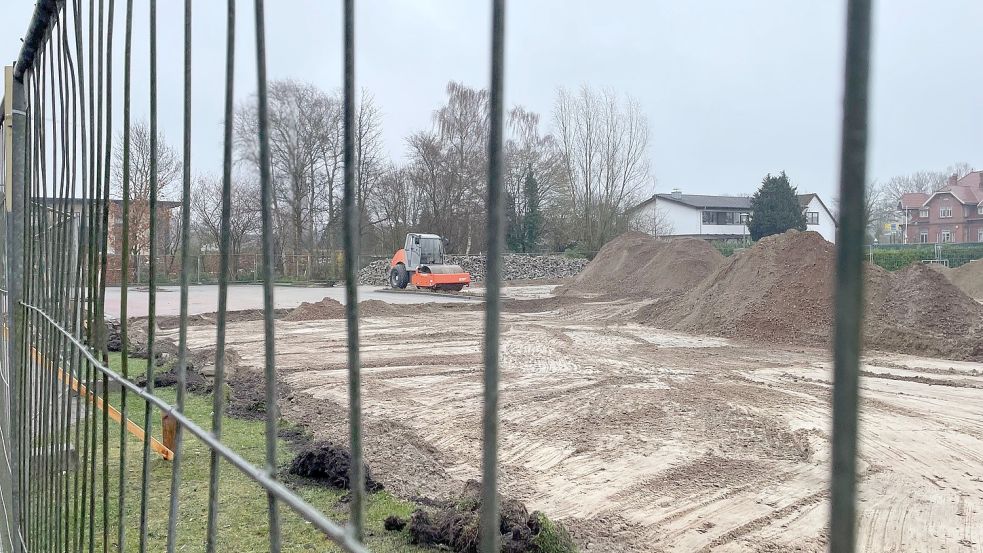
xmin=630 ymin=190 xmax=837 ymax=243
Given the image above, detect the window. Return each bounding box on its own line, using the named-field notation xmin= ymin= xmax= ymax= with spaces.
xmin=919 ymin=232 xmax=928 ymax=244
xmin=805 ymin=211 xmax=819 ymax=225
xmin=919 ymin=208 xmax=929 ymax=218
xmin=978 ymin=228 xmax=983 ymax=242
xmin=940 ymin=230 xmax=952 ymax=243
xmin=701 ymin=211 xmax=739 ymax=225
xmin=940 ymin=207 xmax=953 ymax=218
xmin=977 ymin=205 xmax=983 ymax=215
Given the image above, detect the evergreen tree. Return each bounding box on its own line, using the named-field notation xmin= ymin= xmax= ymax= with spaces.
xmin=505 ymin=190 xmax=523 ymax=252
xmin=522 ymin=166 xmax=542 ymax=252
xmin=748 ymin=171 xmax=807 ymax=241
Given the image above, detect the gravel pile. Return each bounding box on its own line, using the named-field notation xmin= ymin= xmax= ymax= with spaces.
xmin=357 ymin=254 xmax=587 ymax=286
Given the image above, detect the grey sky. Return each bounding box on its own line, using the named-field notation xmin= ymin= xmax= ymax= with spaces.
xmin=3 ymin=1 xmax=982 ymax=204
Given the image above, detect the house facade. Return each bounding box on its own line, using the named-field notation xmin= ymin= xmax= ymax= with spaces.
xmin=631 ymin=190 xmax=837 ymax=243
xmin=36 ymin=197 xmax=181 ymax=254
xmin=899 ymin=172 xmax=983 ymax=244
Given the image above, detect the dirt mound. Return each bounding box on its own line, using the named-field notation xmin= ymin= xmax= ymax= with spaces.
xmin=866 ymin=263 xmax=983 ymax=359
xmin=560 ymin=231 xmax=724 ymax=297
xmin=632 ymin=229 xmax=983 ymax=360
xmin=282 ymin=297 xmax=346 ymax=321
xmin=287 ymin=442 xmax=383 ymax=491
xmin=387 ymin=480 xmax=575 ymax=553
xmin=358 ymin=299 xmax=403 ymax=317
xmin=949 ymin=258 xmax=983 ymax=299
xmin=641 ymin=230 xmax=836 ymax=344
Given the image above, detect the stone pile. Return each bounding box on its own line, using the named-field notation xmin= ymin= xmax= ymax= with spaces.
xmin=357 ymin=254 xmax=588 ymax=286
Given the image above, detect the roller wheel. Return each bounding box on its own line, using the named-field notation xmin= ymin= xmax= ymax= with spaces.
xmin=439 ymin=284 xmax=465 ymax=292
xmin=389 ymin=264 xmax=409 ymax=289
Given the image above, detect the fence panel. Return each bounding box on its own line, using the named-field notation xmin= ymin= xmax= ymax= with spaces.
xmin=0 ymin=1 xmax=871 ymax=552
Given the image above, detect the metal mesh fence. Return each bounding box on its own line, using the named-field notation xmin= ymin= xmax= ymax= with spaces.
xmin=0 ymin=0 xmax=871 ymax=552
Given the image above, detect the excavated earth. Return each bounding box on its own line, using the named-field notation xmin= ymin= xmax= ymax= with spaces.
xmin=160 ymin=230 xmax=983 ymax=551
xmin=944 ymin=257 xmax=983 ymax=300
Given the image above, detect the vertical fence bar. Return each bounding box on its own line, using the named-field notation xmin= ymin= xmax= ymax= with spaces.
xmin=829 ymin=0 xmax=872 ymax=552
xmin=340 ymin=0 xmax=365 ymax=540
xmin=165 ymin=0 xmax=192 ymax=550
xmin=139 ymin=1 xmax=158 ymax=550
xmin=117 ymin=1 xmax=134 ymax=549
xmin=205 ymin=0 xmax=235 ymax=549
xmin=252 ymin=1 xmax=283 ymax=550
xmin=6 ymin=63 xmax=27 ymax=553
xmin=480 ymin=0 xmax=506 ymax=551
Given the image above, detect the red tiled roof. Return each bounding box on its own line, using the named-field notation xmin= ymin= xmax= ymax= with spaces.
xmin=899 ymin=192 xmax=928 ymax=209
xmin=920 ymin=171 xmax=983 ymax=206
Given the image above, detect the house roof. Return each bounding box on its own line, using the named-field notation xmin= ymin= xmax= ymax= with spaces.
xmin=920 ymin=171 xmax=983 ymax=206
xmin=797 ymin=193 xmax=816 ymax=209
xmin=798 ymin=193 xmax=838 ymax=225
xmin=899 ymin=192 xmax=929 ymax=209
xmin=652 ymin=193 xmax=752 ymax=210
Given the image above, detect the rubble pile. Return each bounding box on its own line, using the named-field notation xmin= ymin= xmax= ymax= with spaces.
xmin=357 ymin=254 xmax=588 ymax=286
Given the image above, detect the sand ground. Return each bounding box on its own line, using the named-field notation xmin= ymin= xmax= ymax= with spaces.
xmin=168 ymin=289 xmax=983 ymax=552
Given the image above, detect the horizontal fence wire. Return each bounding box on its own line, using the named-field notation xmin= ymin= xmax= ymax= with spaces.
xmin=0 ymin=1 xmax=873 ymax=552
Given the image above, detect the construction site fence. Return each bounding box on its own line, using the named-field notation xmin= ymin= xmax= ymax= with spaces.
xmin=868 ymin=241 xmax=983 ymax=271
xmin=0 ymin=1 xmax=872 ymax=553
xmin=102 ymin=253 xmax=390 ymax=286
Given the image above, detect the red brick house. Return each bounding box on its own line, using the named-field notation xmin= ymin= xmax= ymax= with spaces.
xmin=899 ymin=172 xmax=983 ymax=244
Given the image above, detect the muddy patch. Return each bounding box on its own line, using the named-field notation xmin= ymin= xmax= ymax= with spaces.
xmin=287 ymin=442 xmax=383 ymax=491
xmin=388 ymin=480 xmax=575 ymax=553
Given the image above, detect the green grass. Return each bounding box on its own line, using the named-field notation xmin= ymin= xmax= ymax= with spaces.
xmin=62 ymin=355 xmax=425 ymax=552
xmin=106 ymin=351 xmax=149 ymax=382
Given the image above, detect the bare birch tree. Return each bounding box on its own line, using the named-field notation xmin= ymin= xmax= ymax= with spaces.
xmin=554 ymin=85 xmax=651 ymax=251
xmin=111 ymin=121 xmax=182 ymax=256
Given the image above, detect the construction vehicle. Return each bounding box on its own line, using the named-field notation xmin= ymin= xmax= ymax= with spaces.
xmin=389 ymin=233 xmax=471 ymax=292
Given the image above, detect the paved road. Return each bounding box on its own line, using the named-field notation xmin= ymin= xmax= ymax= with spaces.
xmin=103 ymin=284 xmax=477 ymax=318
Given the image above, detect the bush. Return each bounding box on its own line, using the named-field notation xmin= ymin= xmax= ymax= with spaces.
xmin=870 ymin=243 xmax=983 ymax=271
xmin=713 ymin=241 xmax=748 ymax=257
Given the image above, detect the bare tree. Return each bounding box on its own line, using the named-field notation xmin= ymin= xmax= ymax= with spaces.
xmin=881 ymin=162 xmax=975 ymax=208
xmin=110 ymin=121 xmax=182 ymax=257
xmin=630 ymin=204 xmax=674 ymax=237
xmin=554 ymin=85 xmax=652 ymax=251
xmin=369 ymin=163 xmax=421 ymax=252
xmin=191 ymin=174 xmax=262 ymax=259
xmin=504 ymin=107 xmax=565 ymax=248
xmin=404 ymin=82 xmax=489 ymax=253
xmin=354 ymin=91 xmax=387 ymax=248
xmin=235 ymin=80 xmax=334 ymax=259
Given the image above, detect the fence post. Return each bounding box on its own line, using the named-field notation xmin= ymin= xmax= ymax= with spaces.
xmin=3 ymin=63 xmax=27 ymax=553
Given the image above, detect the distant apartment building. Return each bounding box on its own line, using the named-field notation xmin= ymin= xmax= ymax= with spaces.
xmin=36 ymin=197 xmax=181 ymax=254
xmin=898 ymin=171 xmax=983 ymax=244
xmin=631 ymin=189 xmax=837 ymax=243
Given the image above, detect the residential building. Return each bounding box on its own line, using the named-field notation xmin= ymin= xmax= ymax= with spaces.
xmin=898 ymin=171 xmax=983 ymax=244
xmin=630 ymin=189 xmax=837 ymax=243
xmin=35 ymin=197 xmax=181 ymax=254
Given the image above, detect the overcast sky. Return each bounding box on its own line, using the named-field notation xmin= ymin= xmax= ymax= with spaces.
xmin=3 ymin=1 xmax=982 ymax=203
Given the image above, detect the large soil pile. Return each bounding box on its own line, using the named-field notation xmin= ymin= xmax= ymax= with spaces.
xmin=632 ymin=230 xmax=983 ymax=360
xmin=948 ymin=258 xmax=983 ymax=299
xmin=866 ymin=263 xmax=983 ymax=359
xmin=641 ymin=230 xmax=836 ymax=344
xmin=559 ymin=232 xmax=724 ymax=296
